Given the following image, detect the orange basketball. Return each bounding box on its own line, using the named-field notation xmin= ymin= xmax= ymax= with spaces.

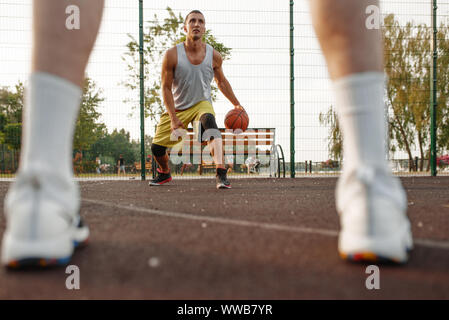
xmin=224 ymin=108 xmax=249 ymax=131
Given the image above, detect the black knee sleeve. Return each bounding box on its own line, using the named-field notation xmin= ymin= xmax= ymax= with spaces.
xmin=151 ymin=143 xmax=167 ymax=157
xmin=200 ymin=113 xmax=221 ymax=142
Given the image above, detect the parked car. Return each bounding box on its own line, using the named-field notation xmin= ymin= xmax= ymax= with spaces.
xmin=437 ymin=155 xmax=449 ymax=167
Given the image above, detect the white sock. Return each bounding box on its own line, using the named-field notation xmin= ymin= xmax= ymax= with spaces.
xmin=333 ymin=72 xmax=388 ymax=171
xmin=20 ymin=72 xmax=82 ymax=181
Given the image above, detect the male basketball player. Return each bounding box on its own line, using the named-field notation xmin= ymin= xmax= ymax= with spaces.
xmin=149 ymin=10 xmax=244 ymax=190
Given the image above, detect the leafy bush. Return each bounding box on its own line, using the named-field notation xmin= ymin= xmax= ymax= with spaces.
xmin=73 ymin=160 xmax=98 ymax=174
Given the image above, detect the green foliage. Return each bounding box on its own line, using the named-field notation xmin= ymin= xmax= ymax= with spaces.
xmin=0 ymin=113 xmax=6 ymax=144
xmin=0 ymin=82 xmax=24 ymax=124
xmin=0 ymin=113 xmax=7 ymax=133
xmin=383 ymin=14 xmax=428 ymax=170
xmin=320 ymin=16 xmax=449 ymax=171
xmin=122 ymin=7 xmax=232 ymax=121
xmin=383 ymin=14 xmax=449 ymax=171
xmin=435 ymin=24 xmax=449 ymax=153
xmin=73 ymin=77 xmax=107 ymax=153
xmin=319 ymin=105 xmax=342 ymax=162
xmin=73 ymin=160 xmax=98 ymax=174
xmin=130 ymin=134 xmax=153 ymax=163
xmin=3 ymin=123 xmax=21 ymax=151
xmin=89 ymin=128 xmax=137 ymax=165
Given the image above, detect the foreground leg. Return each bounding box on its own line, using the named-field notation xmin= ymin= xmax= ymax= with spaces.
xmin=1 ymin=0 xmax=104 ymax=268
xmin=310 ymin=0 xmax=412 ymax=263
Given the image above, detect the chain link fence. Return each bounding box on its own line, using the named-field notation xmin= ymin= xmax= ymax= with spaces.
xmin=1 ymin=0 xmax=448 ymax=180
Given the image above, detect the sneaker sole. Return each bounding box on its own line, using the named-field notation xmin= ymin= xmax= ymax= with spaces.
xmin=149 ymin=177 xmax=172 ymax=186
xmin=2 ymin=224 xmax=89 ymax=270
xmin=217 ymin=184 xmax=232 ymax=189
xmin=339 ymin=250 xmax=412 ymax=265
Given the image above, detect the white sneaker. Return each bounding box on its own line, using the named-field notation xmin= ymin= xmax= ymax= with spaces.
xmin=1 ymin=170 xmax=89 ymax=268
xmin=336 ymin=165 xmax=413 ymax=264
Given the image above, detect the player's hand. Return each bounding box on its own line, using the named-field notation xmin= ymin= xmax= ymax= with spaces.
xmin=170 ymin=116 xmax=184 ymax=131
xmin=170 ymin=116 xmax=185 ymax=140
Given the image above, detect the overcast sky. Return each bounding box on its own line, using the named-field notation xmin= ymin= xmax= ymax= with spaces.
xmin=1 ymin=0 xmax=448 ymax=162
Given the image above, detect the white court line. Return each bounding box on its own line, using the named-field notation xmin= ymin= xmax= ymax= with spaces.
xmin=83 ymin=198 xmax=449 ymax=250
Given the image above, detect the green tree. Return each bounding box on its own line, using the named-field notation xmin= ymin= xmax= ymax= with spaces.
xmin=131 ymin=134 xmax=153 ymax=162
xmin=435 ymin=24 xmax=449 ymax=155
xmin=73 ymin=77 xmax=107 ymax=155
xmin=122 ymin=7 xmax=231 ymax=121
xmin=383 ymin=14 xmax=428 ymax=171
xmin=3 ymin=123 xmax=22 ymax=171
xmin=90 ymin=128 xmax=137 ymax=166
xmin=0 ymin=113 xmax=6 ymax=143
xmin=319 ymin=105 xmax=343 ymax=162
xmin=0 ymin=113 xmax=6 ymax=132
xmin=0 ymin=83 xmax=24 ymax=172
xmin=320 ymin=15 xmax=449 ymax=171
xmin=0 ymin=82 xmax=24 ymax=124
xmin=383 ymin=14 xmax=449 ymax=171
xmin=3 ymin=123 xmax=21 ymax=151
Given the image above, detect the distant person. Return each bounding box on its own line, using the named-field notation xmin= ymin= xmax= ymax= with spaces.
xmin=245 ymin=156 xmax=261 ymax=174
xmin=117 ymin=154 xmax=125 ymax=175
xmin=73 ymin=150 xmax=83 ymax=163
xmin=146 ymin=154 xmax=153 ymax=174
xmin=96 ymin=157 xmax=101 ymax=174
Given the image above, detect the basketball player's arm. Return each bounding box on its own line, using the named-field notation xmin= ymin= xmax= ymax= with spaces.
xmin=161 ymin=48 xmax=184 ymax=130
xmin=213 ymin=50 xmax=243 ymax=110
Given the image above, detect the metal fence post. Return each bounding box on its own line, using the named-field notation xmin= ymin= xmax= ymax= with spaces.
xmin=430 ymin=0 xmax=438 ymax=176
xmin=139 ymin=0 xmax=146 ymax=180
xmin=290 ymin=0 xmax=295 ymax=178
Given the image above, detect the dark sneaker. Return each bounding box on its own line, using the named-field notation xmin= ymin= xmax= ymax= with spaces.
xmin=216 ymin=168 xmax=231 ymax=189
xmin=149 ymin=169 xmax=172 ymax=186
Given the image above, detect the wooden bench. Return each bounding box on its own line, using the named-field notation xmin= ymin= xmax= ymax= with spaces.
xmin=134 ymin=161 xmax=152 ymax=173
xmin=167 ymin=128 xmax=277 ymax=175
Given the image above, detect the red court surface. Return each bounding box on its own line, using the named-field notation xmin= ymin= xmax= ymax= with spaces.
xmin=0 ymin=176 xmax=448 ymax=299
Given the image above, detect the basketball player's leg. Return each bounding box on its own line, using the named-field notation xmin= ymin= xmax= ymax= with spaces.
xmin=151 ymin=105 xmax=205 ymax=178
xmin=195 ymin=102 xmax=231 ymax=189
xmin=1 ymin=0 xmax=104 ymax=268
xmin=151 ymin=113 xmax=175 ymax=173
xmin=149 ymin=111 xmax=187 ymax=186
xmin=310 ymin=0 xmax=412 ymax=263
xmin=152 ymin=146 xmax=170 ymax=174
xmin=200 ymin=113 xmax=225 ymax=170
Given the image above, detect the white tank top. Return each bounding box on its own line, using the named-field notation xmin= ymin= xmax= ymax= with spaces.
xmin=173 ymin=43 xmax=214 ymax=111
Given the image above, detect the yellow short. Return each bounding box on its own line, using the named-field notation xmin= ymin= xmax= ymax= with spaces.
xmin=152 ymin=100 xmax=215 ymax=148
